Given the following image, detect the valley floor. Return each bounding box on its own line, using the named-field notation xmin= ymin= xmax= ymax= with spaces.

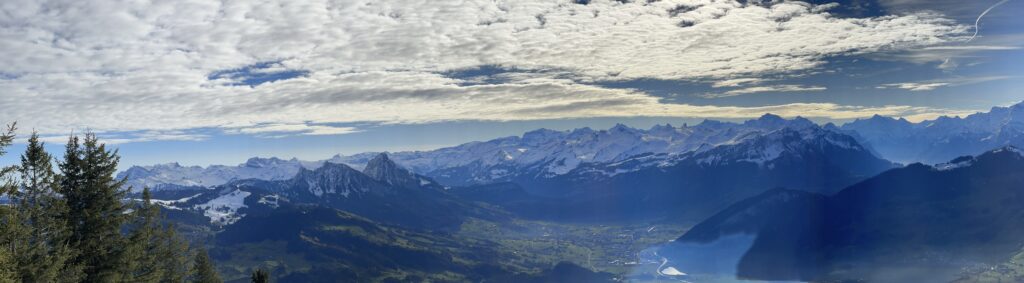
xmin=213 ymin=217 xmax=689 ymax=282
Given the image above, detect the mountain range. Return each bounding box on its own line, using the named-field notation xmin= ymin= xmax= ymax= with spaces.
xmin=452 ymin=126 xmax=894 ymax=223
xmin=122 ymin=113 xmax=839 ymax=190
xmin=153 ymin=153 xmax=501 ymax=231
xmin=122 ymin=101 xmax=1024 ymax=192
xmin=145 ymin=116 xmax=894 ymax=225
xmin=839 ymin=101 xmax=1024 ymax=164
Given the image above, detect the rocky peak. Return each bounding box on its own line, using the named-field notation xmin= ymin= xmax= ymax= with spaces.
xmin=363 ymin=153 xmax=422 ymax=189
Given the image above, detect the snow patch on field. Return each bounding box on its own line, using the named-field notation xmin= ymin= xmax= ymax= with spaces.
xmin=258 ymin=194 xmax=281 ymax=208
xmin=195 ymin=190 xmax=251 ymax=225
xmin=660 ymin=266 xmax=687 ymax=276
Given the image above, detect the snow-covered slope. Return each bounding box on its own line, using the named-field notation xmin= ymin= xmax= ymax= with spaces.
xmin=194 ymin=189 xmax=251 ymax=225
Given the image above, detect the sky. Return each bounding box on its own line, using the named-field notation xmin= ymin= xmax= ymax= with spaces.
xmin=0 ymin=0 xmax=1022 ymax=169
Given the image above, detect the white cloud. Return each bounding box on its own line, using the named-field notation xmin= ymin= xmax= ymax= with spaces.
xmin=921 ymin=45 xmax=1020 ymax=51
xmin=231 ymin=123 xmax=360 ymax=137
xmin=35 ymin=131 xmax=208 ymax=145
xmin=877 ymin=76 xmax=1012 ymax=91
xmin=711 ymin=78 xmax=766 ymax=88
xmin=877 ymin=82 xmax=950 ymax=91
xmin=705 ymin=84 xmax=827 ymax=98
xmin=0 ymin=0 xmax=971 ymax=137
xmin=870 ymin=33 xmax=1024 ymax=70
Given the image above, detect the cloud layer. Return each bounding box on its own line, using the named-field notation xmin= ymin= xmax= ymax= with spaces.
xmin=0 ymin=0 xmax=971 ymax=140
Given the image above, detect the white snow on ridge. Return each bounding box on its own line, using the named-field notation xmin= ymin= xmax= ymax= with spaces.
xmin=123 ymin=114 xmax=831 ymax=187
xmin=119 ymin=157 xmax=324 ymax=191
xmin=195 ymin=190 xmax=251 ymax=225
xmin=139 ymin=193 xmax=203 ymax=210
xmin=334 ymin=115 xmax=819 ymax=183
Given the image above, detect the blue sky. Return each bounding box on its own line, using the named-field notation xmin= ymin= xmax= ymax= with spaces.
xmin=0 ymin=0 xmax=1022 ymax=169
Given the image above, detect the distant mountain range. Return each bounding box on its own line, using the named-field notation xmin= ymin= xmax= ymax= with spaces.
xmin=121 ymin=113 xmax=836 ymax=190
xmin=121 ymin=101 xmax=1024 ymax=192
xmin=153 ymin=153 xmax=501 ymax=230
xmin=665 ymin=146 xmax=1024 ymax=282
xmin=118 ymin=157 xmax=323 ymax=191
xmin=135 ymin=113 xmax=898 ymax=224
xmin=839 ymin=101 xmax=1024 ymax=164
xmin=453 ymin=126 xmax=895 ymax=223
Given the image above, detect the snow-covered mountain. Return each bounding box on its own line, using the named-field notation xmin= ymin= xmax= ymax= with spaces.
xmin=158 ymin=153 xmax=495 ymax=230
xmin=840 ymin=101 xmax=1024 ymax=164
xmin=567 ymin=125 xmax=887 ymax=180
xmin=148 ymin=121 xmax=893 ymax=224
xmin=335 ymin=114 xmax=820 ymax=185
xmin=118 ymin=157 xmax=325 ymax=191
xmin=451 ymin=126 xmax=895 ymax=222
xmin=121 ymin=114 xmax=827 ymax=189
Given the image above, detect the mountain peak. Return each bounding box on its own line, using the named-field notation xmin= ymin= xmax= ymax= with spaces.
xmin=744 ymin=113 xmax=798 ymax=129
xmin=244 ymin=157 xmax=290 ymax=168
xmin=649 ymin=123 xmax=675 ymax=132
xmin=759 ymin=113 xmax=784 ymax=121
xmin=363 ymin=153 xmax=422 ymax=189
xmin=372 ymin=152 xmax=392 ymax=163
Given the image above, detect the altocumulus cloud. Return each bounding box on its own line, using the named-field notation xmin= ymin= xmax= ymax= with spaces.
xmin=0 ymin=0 xmax=973 ymax=141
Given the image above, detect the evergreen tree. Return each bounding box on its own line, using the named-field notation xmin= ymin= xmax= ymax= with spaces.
xmin=122 ymin=187 xmax=164 ymax=282
xmin=0 ymin=130 xmax=198 ymax=282
xmin=0 ymin=123 xmax=19 ymax=283
xmin=0 ymin=248 xmax=16 ymax=283
xmin=251 ymin=268 xmax=270 ymax=283
xmin=12 ymin=133 xmax=81 ymax=282
xmin=59 ymin=133 xmax=131 ymax=282
xmin=193 ymin=248 xmax=222 ymax=283
xmin=158 ymin=224 xmax=192 ymax=283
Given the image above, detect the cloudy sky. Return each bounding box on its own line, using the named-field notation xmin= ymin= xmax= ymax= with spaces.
xmin=0 ymin=0 xmax=1022 ymax=168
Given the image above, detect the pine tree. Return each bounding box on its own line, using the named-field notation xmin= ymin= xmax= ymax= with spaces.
xmin=251 ymin=268 xmax=270 ymax=283
xmin=122 ymin=187 xmax=164 ymax=282
xmin=0 ymin=248 xmax=16 ymax=283
xmin=59 ymin=133 xmax=131 ymax=282
xmin=193 ymin=248 xmax=222 ymax=283
xmin=158 ymin=224 xmax=192 ymax=283
xmin=0 ymin=123 xmax=19 ymax=283
xmin=11 ymin=133 xmax=82 ymax=282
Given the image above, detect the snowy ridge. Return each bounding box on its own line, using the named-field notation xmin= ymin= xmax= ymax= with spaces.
xmin=335 ymin=114 xmax=820 ymax=185
xmin=568 ymin=126 xmax=877 ymax=178
xmin=118 ymin=157 xmax=325 ymax=191
xmin=141 ymin=193 xmax=202 ymax=210
xmin=123 ymin=114 xmax=850 ymax=188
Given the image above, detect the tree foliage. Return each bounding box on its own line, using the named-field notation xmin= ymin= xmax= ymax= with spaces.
xmin=0 ymin=127 xmax=219 ymax=283
xmin=194 ymin=248 xmax=223 ymax=283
